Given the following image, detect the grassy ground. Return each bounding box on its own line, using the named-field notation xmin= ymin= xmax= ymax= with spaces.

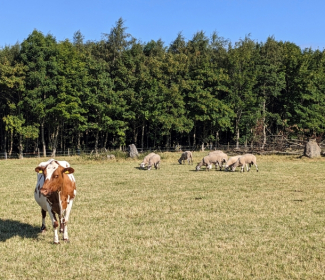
xmin=1 ymin=152 xmax=325 ymax=279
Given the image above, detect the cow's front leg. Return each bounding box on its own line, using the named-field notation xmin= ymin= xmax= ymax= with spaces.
xmin=62 ymin=199 xmax=74 ymax=242
xmin=51 ymin=212 xmax=60 ymax=244
xmin=46 ymin=203 xmax=60 ymax=244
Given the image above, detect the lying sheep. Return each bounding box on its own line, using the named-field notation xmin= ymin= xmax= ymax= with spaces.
xmin=140 ymin=152 xmax=156 ymax=169
xmin=147 ymin=154 xmax=161 ymax=170
xmin=196 ymin=152 xmax=228 ymax=171
xmin=225 ymin=155 xmax=242 ymax=171
xmin=107 ymin=154 xmax=116 ymax=160
xmin=231 ymin=154 xmax=258 ymax=172
xmin=178 ymin=151 xmax=193 ymax=165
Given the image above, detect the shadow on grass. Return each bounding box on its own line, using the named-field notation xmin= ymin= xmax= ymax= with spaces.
xmin=134 ymin=167 xmax=148 ymax=171
xmin=0 ymin=219 xmax=40 ymax=242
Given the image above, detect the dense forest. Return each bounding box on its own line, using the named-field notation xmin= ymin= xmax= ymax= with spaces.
xmin=1 ymin=18 xmax=325 ymax=157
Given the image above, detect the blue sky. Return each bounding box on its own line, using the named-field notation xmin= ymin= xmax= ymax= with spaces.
xmin=1 ymin=0 xmax=325 ymax=49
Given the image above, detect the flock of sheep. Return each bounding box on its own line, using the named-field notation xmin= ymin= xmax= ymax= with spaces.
xmin=139 ymin=150 xmax=259 ymax=172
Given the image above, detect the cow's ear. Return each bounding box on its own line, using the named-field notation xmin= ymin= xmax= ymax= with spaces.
xmin=63 ymin=167 xmax=74 ymax=174
xmin=35 ymin=167 xmax=44 ymax=173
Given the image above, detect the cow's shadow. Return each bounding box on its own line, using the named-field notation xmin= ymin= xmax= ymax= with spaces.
xmin=0 ymin=219 xmax=40 ymax=242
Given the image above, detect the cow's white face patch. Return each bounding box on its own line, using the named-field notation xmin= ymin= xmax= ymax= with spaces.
xmin=45 ymin=161 xmax=60 ymax=180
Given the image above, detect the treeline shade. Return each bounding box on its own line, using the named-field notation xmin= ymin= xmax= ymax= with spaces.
xmin=1 ymin=18 xmax=325 ymax=157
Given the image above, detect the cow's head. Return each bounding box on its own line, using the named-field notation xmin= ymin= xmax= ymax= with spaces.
xmin=35 ymin=161 xmax=74 ymax=197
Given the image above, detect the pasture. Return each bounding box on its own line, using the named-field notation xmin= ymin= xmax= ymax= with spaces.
xmin=1 ymin=153 xmax=325 ymax=279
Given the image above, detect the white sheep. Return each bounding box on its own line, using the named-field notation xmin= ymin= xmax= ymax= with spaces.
xmin=140 ymin=152 xmax=156 ymax=169
xmin=231 ymin=154 xmax=258 ymax=172
xmin=225 ymin=155 xmax=242 ymax=171
xmin=196 ymin=152 xmax=228 ymax=171
xmin=208 ymin=150 xmax=224 ymax=155
xmin=147 ymin=154 xmax=161 ymax=170
xmin=178 ymin=151 xmax=193 ymax=165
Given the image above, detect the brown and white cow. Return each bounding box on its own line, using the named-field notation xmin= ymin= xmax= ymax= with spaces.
xmin=34 ymin=159 xmax=76 ymax=244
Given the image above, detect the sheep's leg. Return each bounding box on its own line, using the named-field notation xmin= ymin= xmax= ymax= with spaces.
xmin=247 ymin=163 xmax=251 ymax=172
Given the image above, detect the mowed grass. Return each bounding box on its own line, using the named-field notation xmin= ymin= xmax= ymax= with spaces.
xmin=1 ymin=152 xmax=325 ymax=279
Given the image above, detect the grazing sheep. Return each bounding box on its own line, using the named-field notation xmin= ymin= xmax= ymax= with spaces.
xmin=147 ymin=154 xmax=161 ymax=170
xmin=225 ymin=155 xmax=242 ymax=171
xmin=178 ymin=151 xmax=193 ymax=165
xmin=140 ymin=152 xmax=156 ymax=169
xmin=196 ymin=152 xmax=228 ymax=171
xmin=232 ymin=154 xmax=258 ymax=172
xmin=208 ymin=150 xmax=224 ymax=155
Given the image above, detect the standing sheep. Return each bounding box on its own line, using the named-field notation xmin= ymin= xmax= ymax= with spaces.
xmin=225 ymin=155 xmax=242 ymax=171
xmin=231 ymin=154 xmax=258 ymax=172
xmin=196 ymin=152 xmax=228 ymax=171
xmin=178 ymin=151 xmax=193 ymax=165
xmin=140 ymin=152 xmax=156 ymax=169
xmin=147 ymin=154 xmax=161 ymax=170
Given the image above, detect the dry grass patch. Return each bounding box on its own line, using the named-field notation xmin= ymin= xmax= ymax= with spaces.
xmin=1 ymin=153 xmax=325 ymax=279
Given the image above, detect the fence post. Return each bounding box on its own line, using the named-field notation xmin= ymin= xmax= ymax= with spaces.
xmin=68 ymin=148 xmax=70 ymax=156
xmin=4 ymin=152 xmax=7 ymax=160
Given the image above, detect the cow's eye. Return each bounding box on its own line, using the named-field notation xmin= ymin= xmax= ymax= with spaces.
xmin=55 ymin=175 xmax=59 ymax=178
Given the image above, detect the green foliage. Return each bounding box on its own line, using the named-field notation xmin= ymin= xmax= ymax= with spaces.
xmin=1 ymin=21 xmax=325 ymax=154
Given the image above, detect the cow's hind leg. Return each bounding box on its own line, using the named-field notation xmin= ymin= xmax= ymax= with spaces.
xmin=41 ymin=209 xmax=47 ymax=232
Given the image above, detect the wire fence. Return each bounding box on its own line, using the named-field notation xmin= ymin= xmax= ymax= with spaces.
xmin=0 ymin=140 xmax=313 ymax=160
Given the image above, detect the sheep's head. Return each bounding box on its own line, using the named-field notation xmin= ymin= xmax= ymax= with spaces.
xmin=140 ymin=162 xmax=145 ymax=169
xmin=178 ymin=159 xmax=182 ymax=164
xmin=196 ymin=163 xmax=201 ymax=171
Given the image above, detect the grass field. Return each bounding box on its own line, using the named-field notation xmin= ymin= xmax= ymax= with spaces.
xmin=1 ymin=152 xmax=325 ymax=279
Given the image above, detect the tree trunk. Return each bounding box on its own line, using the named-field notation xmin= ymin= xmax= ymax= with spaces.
xmin=141 ymin=122 xmax=145 ymax=150
xmin=41 ymin=121 xmax=46 ymax=157
xmin=215 ymin=130 xmax=219 ymax=148
xmin=51 ymin=125 xmax=59 ymax=157
xmin=77 ymin=131 xmax=81 ymax=150
xmin=262 ymin=99 xmax=266 ymax=150
xmin=18 ymin=134 xmax=23 ymax=159
xmin=193 ymin=125 xmax=196 ymax=148
xmin=94 ymin=130 xmax=99 ymax=154
xmin=9 ymin=130 xmax=13 ymax=156
xmin=103 ymin=131 xmax=108 ymax=149
xmin=133 ymin=124 xmax=138 ymax=145
xmin=236 ymin=127 xmax=240 ymax=149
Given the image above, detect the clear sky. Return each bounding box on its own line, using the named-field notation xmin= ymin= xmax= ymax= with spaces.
xmin=1 ymin=0 xmax=325 ymax=50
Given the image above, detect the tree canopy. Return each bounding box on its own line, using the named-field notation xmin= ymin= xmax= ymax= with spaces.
xmin=1 ymin=19 xmax=325 ymax=156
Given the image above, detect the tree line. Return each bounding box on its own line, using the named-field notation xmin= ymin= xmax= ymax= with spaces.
xmin=1 ymin=18 xmax=325 ymax=157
